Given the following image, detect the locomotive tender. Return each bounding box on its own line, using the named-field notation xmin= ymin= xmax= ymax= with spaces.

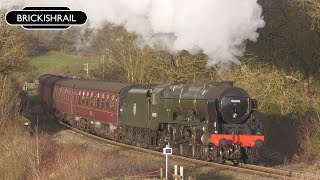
xmin=38 ymin=74 xmax=264 ymax=164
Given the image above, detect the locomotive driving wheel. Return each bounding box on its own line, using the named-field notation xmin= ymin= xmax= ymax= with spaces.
xmin=245 ymin=147 xmax=260 ymax=164
xmin=139 ymin=128 xmax=148 ymax=148
xmin=196 ymin=144 xmax=208 ymax=160
xmin=116 ymin=131 xmax=124 ymax=143
xmin=207 ymin=144 xmax=226 ymax=164
xmin=178 ymin=127 xmax=193 ymax=157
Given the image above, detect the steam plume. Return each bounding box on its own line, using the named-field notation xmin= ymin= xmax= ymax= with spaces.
xmin=2 ymin=0 xmax=265 ymax=66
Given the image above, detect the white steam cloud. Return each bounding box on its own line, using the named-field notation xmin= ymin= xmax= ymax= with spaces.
xmin=2 ymin=0 xmax=265 ymax=66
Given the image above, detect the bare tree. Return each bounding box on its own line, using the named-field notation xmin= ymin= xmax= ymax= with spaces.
xmin=300 ymin=0 xmax=320 ymax=31
xmin=248 ymin=0 xmax=320 ymax=82
xmin=91 ymin=25 xmax=217 ymax=84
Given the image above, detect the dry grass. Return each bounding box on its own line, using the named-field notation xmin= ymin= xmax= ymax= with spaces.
xmin=0 ymin=75 xmax=23 ymax=126
xmin=36 ymin=144 xmax=160 ymax=180
xmin=0 ymin=124 xmax=38 ymax=180
xmin=0 ymin=123 xmax=161 ymax=180
xmin=298 ymin=112 xmax=320 ymax=165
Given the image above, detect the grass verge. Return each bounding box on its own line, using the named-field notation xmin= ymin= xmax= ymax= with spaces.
xmin=31 ymin=52 xmax=89 ymax=73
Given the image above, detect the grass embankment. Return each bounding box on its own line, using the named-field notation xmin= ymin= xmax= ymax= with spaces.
xmin=31 ymin=52 xmax=89 ymax=76
xmin=0 ymin=126 xmax=161 ymax=179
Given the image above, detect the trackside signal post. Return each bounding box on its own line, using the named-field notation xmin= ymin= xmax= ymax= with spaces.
xmin=84 ymin=62 xmax=89 ymax=76
xmin=163 ymin=144 xmax=172 ymax=180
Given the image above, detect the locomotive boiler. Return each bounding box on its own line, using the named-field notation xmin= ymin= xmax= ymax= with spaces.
xmin=38 ymin=74 xmax=264 ymax=164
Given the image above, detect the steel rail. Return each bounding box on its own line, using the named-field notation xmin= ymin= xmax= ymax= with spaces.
xmin=47 ymin=113 xmax=308 ymax=179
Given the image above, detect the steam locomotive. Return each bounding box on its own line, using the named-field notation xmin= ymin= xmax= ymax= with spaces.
xmin=38 ymin=74 xmax=264 ymax=164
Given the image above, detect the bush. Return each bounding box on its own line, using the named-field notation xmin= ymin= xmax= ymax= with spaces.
xmin=221 ymin=60 xmax=320 ymax=165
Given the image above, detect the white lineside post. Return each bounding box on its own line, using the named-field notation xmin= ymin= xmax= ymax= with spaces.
xmin=174 ymin=165 xmax=184 ymax=180
xmin=36 ymin=115 xmax=40 ymax=167
xmin=174 ymin=165 xmax=178 ymax=180
xmin=101 ymin=55 xmax=105 ymax=80
xmin=84 ymin=62 xmax=89 ymax=76
xmin=166 ymin=153 xmax=168 ymax=179
xmin=180 ymin=166 xmax=184 ymax=180
xmin=160 ymin=167 xmax=163 ymax=180
xmin=163 ymin=144 xmax=172 ymax=180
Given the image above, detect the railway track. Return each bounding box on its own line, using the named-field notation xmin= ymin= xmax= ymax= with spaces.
xmin=43 ymin=113 xmax=312 ymax=180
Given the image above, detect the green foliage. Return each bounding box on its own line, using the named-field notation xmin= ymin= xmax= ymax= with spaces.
xmin=31 ymin=52 xmax=89 ymax=76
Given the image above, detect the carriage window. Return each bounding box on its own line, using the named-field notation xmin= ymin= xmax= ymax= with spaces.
xmin=90 ymin=97 xmax=94 ymax=107
xmin=110 ymin=101 xmax=114 ymax=111
xmin=101 ymin=98 xmax=105 ymax=109
xmin=78 ymin=95 xmax=81 ymax=104
xmin=96 ymin=98 xmax=100 ymax=108
xmin=81 ymin=96 xmax=85 ymax=105
xmin=105 ymin=100 xmax=109 ymax=110
xmin=73 ymin=94 xmax=76 ymax=104
xmin=85 ymin=97 xmax=89 ymax=106
xmin=110 ymin=95 xmax=115 ymax=111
